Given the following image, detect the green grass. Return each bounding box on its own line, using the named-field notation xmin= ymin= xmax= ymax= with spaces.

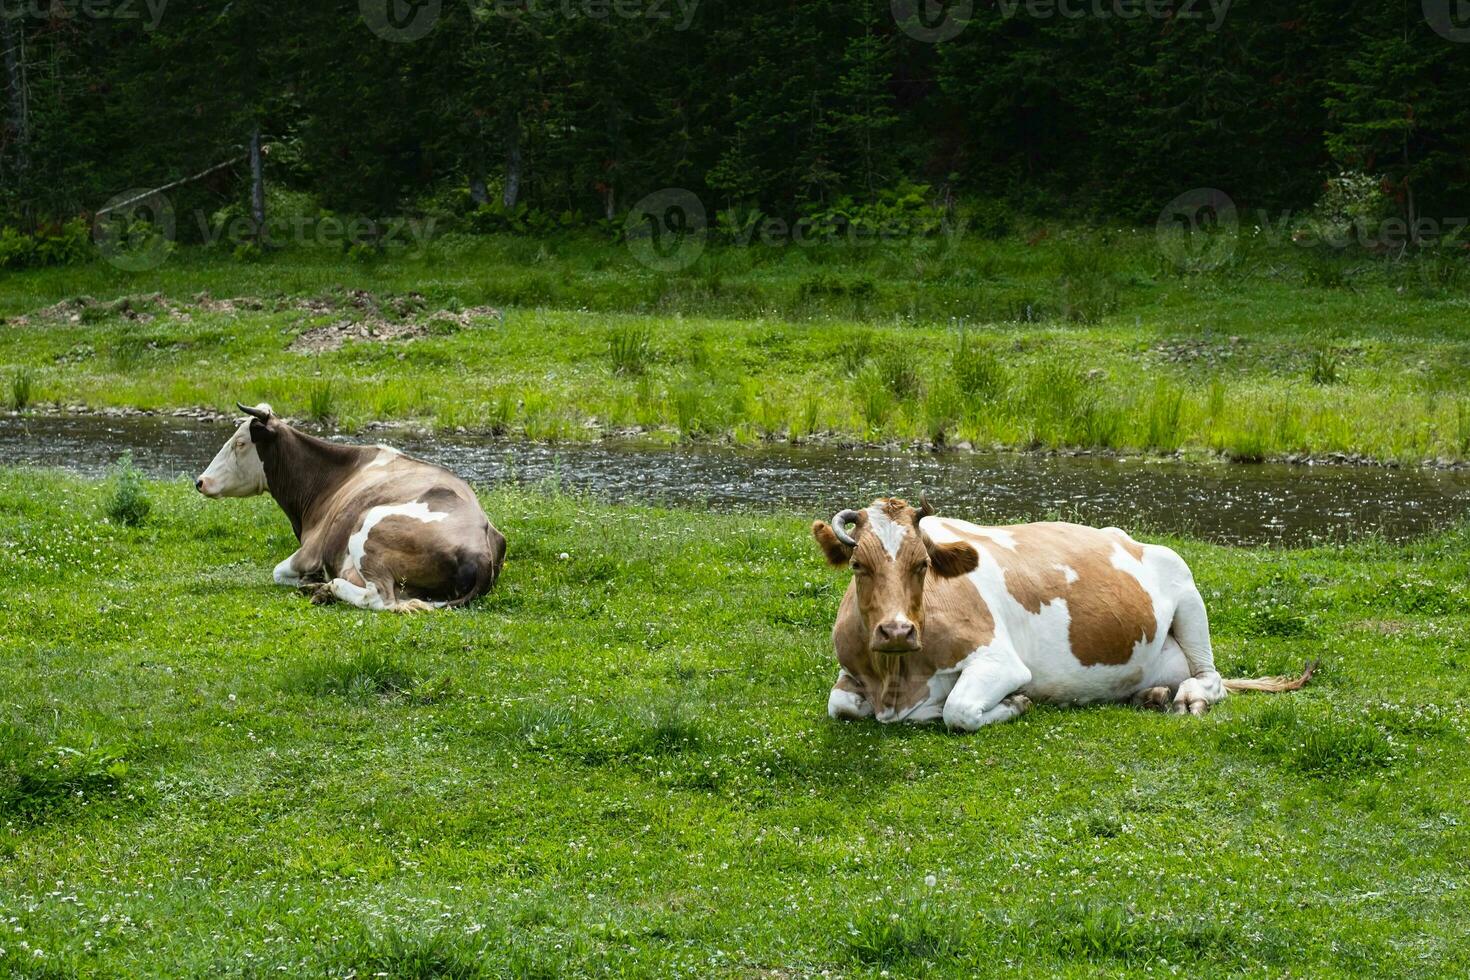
xmin=0 ymin=469 xmax=1467 ymax=976
xmin=3 ymin=231 xmax=1470 ymax=462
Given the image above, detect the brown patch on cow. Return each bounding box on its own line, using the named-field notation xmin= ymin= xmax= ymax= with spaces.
xmin=941 ymin=520 xmax=1156 ymax=667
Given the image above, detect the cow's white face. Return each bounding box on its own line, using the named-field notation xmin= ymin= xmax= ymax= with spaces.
xmin=196 ymin=414 xmax=268 ymax=498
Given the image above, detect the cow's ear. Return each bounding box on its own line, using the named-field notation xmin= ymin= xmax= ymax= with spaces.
xmin=924 ymin=535 xmax=978 ymax=578
xmin=247 ymin=416 xmax=279 ymax=444
xmin=812 ymin=520 xmax=854 ymax=567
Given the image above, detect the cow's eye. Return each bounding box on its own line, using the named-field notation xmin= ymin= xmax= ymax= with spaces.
xmin=850 ymin=562 xmax=866 ymax=574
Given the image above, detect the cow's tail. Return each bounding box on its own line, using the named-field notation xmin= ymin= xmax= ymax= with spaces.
xmin=1223 ymin=659 xmax=1318 ymax=694
xmin=442 ymin=524 xmax=506 ymax=609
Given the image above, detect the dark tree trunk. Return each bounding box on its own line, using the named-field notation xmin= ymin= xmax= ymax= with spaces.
xmin=502 ymin=118 xmax=521 ymax=209
xmin=1 ymin=11 xmax=30 ymax=218
xmin=249 ymin=123 xmax=266 ymax=237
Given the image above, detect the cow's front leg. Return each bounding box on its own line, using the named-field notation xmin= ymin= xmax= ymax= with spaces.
xmin=942 ymin=646 xmax=1033 ymax=732
xmin=827 ymin=670 xmax=874 ymax=721
xmin=272 ymin=549 xmax=319 ymax=587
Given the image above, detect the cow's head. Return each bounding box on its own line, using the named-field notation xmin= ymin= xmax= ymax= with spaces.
xmin=812 ymin=498 xmax=979 ymax=654
xmin=196 ymin=402 xmax=277 ymax=498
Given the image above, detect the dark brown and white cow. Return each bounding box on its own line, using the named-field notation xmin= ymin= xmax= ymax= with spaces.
xmin=197 ymin=403 xmax=505 ymax=612
xmin=811 ymin=498 xmax=1313 ymax=729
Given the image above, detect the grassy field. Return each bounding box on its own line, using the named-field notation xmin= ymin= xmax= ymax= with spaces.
xmin=1 ymin=469 xmax=1467 ymax=976
xmin=4 ymin=232 xmax=1470 ymax=463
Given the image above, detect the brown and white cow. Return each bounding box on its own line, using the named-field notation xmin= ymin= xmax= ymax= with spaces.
xmin=812 ymin=498 xmax=1313 ymax=729
xmin=197 ymin=403 xmax=505 ymax=612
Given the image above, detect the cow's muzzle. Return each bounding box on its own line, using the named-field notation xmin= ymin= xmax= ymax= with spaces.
xmin=873 ymin=619 xmax=920 ymax=653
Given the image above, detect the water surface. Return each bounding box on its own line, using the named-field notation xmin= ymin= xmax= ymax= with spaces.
xmin=3 ymin=413 xmax=1467 ymax=546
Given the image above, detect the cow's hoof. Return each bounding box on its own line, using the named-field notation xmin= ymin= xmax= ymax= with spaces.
xmin=1003 ymin=693 xmax=1032 ymax=715
xmin=308 ymin=584 xmax=336 ymax=605
xmin=1170 ymin=697 xmax=1210 ymax=716
xmin=1133 ymin=686 xmax=1172 ymax=712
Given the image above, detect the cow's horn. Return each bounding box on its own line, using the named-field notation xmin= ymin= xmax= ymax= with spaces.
xmin=831 ymin=509 xmax=862 ymax=547
xmin=915 ymin=496 xmax=934 ymax=521
xmin=237 ymin=402 xmax=272 ymax=422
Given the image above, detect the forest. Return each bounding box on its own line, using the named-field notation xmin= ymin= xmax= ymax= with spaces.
xmin=2 ymin=0 xmax=1467 ymax=249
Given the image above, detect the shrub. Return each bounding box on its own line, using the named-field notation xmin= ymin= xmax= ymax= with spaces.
xmin=106 ymin=451 xmax=152 ymax=527
xmin=0 ymin=220 xmax=91 ymax=270
xmin=959 ymin=198 xmax=1011 ymax=240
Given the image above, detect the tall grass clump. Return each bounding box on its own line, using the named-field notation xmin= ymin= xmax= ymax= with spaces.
xmin=854 ymin=363 xmax=897 ymax=433
xmin=307 ymin=378 xmax=336 ymax=421
xmin=844 ymin=900 xmax=957 ymax=967
xmin=1456 ymin=399 xmax=1470 ymax=457
xmin=608 ymin=323 xmax=654 ymax=376
xmin=1308 ymin=347 xmax=1342 ymax=385
xmin=951 ymin=326 xmax=1007 ymax=405
xmin=106 ymin=451 xmax=152 ymax=526
xmin=1217 ymin=700 xmax=1394 ymax=778
xmin=0 ymin=724 xmax=129 ymax=821
xmin=1143 ymin=381 xmax=1185 ymax=451
xmin=1058 ymin=247 xmax=1120 ymax=324
xmin=923 ymin=381 xmax=963 ymax=446
xmin=282 ymin=649 xmax=423 ymax=701
xmin=8 ymin=367 xmax=33 ymax=409
xmin=874 ymin=346 xmax=923 ymax=400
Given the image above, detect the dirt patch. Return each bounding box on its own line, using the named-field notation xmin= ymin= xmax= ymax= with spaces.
xmin=1151 ymin=336 xmax=1245 ymax=366
xmin=287 ymin=301 xmax=501 ymax=353
xmin=289 ymin=318 xmax=428 ymax=353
